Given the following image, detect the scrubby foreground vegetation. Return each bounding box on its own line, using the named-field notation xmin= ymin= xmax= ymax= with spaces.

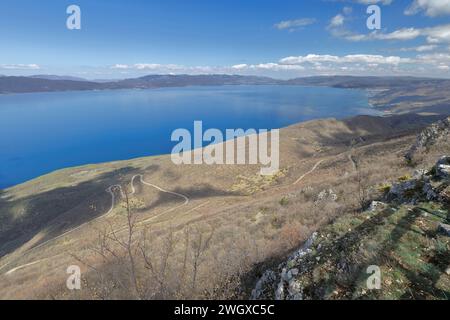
xmin=252 ymin=156 xmax=450 ymax=300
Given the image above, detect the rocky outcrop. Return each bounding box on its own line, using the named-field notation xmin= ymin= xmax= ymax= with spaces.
xmin=436 ymin=156 xmax=450 ymax=179
xmin=251 ymin=156 xmax=450 ymax=300
xmin=386 ymin=156 xmax=450 ymax=204
xmin=439 ymin=185 xmax=450 ymax=203
xmin=315 ymin=189 xmax=338 ymax=204
xmin=251 ymin=232 xmax=318 ymax=300
xmin=438 ymin=223 xmax=450 ymax=237
xmin=405 ymin=117 xmax=450 ymax=162
xmin=369 ymin=201 xmax=386 ymax=212
xmin=387 ymin=176 xmax=437 ymax=204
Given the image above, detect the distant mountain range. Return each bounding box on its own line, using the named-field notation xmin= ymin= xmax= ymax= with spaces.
xmin=0 ymin=74 xmax=449 ymax=94
xmin=29 ymin=75 xmax=88 ymax=82
xmin=286 ymin=75 xmax=450 ymax=89
xmin=0 ymin=74 xmax=278 ymax=94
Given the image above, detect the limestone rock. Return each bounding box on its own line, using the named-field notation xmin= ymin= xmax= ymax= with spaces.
xmin=405 ymin=117 xmax=450 ymax=162
xmin=251 ymin=232 xmax=317 ymax=300
xmin=438 ymin=223 xmax=450 ymax=237
xmin=436 ymin=156 xmax=450 ymax=179
xmin=369 ymin=201 xmax=386 ymax=212
xmin=315 ymin=189 xmax=338 ymax=204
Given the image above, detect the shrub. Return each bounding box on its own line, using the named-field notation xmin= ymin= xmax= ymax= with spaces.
xmin=279 ymin=197 xmax=289 ymax=206
xmin=271 ymin=215 xmax=285 ymax=229
xmin=378 ymin=183 xmax=391 ymax=194
xmin=398 ymin=175 xmax=411 ymax=182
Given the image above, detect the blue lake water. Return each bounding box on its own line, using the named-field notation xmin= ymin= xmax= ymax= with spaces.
xmin=0 ymin=85 xmax=378 ymax=189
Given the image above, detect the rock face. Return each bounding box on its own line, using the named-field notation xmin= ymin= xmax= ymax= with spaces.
xmin=251 ymin=270 xmax=277 ymax=300
xmin=439 ymin=186 xmax=450 ymax=203
xmin=369 ymin=201 xmax=386 ymax=212
xmin=387 ymin=177 xmax=436 ymax=204
xmin=387 ymin=156 xmax=450 ymax=204
xmin=252 ymin=155 xmax=450 ymax=300
xmin=436 ymin=156 xmax=450 ymax=179
xmin=405 ymin=117 xmax=450 ymax=162
xmin=251 ymin=232 xmax=318 ymax=300
xmin=438 ymin=223 xmax=450 ymax=237
xmin=315 ymin=189 xmax=338 ymax=204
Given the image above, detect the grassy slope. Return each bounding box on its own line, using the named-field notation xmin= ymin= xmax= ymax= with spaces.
xmin=249 ymin=127 xmax=450 ymax=300
xmin=286 ymin=201 xmax=450 ymax=299
xmin=0 ymin=113 xmax=448 ymax=299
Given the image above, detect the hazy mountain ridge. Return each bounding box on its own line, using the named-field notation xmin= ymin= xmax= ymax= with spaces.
xmin=0 ymin=76 xmax=104 ymax=94
xmin=1 ymin=74 xmax=449 ymax=93
xmin=287 ymin=76 xmax=450 ymax=89
xmin=29 ymin=75 xmax=89 ymax=82
xmin=2 ymin=74 xmax=449 ymax=116
xmin=0 ymin=74 xmax=280 ymax=94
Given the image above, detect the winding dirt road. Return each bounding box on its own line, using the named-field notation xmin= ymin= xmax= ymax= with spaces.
xmin=0 ymin=174 xmax=190 ymax=275
xmin=293 ymin=159 xmax=324 ymax=185
xmin=1 ymin=159 xmax=326 ymax=276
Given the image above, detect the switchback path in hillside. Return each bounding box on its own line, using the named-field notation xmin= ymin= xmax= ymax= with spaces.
xmin=0 ymin=174 xmax=189 ymax=275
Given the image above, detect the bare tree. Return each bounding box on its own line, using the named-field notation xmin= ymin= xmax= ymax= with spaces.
xmin=190 ymin=225 xmax=215 ymax=295
xmin=67 ymin=187 xmax=219 ymax=300
xmin=139 ymin=227 xmax=176 ymax=298
xmin=71 ymin=184 xmax=143 ymax=299
xmin=354 ymin=157 xmax=369 ymax=210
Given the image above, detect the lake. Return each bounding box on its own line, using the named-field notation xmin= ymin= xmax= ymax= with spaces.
xmin=0 ymin=85 xmax=378 ymax=189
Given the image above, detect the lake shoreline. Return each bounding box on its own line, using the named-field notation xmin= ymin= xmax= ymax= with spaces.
xmin=0 ymin=85 xmax=375 ymax=189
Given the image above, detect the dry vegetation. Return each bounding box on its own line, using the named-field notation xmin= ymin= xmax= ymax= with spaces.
xmin=0 ymin=113 xmax=447 ymax=299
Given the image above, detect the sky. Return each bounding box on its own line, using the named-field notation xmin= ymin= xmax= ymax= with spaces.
xmin=0 ymin=0 xmax=449 ymax=79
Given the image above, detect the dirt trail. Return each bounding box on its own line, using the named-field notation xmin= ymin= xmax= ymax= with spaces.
xmin=0 ymin=174 xmax=189 ymax=276
xmin=293 ymin=160 xmax=324 ymax=185
xmin=1 ymin=159 xmax=330 ymax=276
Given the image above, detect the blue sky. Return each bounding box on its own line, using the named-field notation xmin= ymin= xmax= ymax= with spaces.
xmin=0 ymin=0 xmax=449 ymax=79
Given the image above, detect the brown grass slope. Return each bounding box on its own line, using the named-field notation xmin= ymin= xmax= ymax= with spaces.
xmin=0 ymin=112 xmax=447 ymax=299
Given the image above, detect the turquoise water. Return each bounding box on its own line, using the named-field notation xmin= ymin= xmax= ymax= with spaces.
xmin=0 ymin=85 xmax=377 ymax=188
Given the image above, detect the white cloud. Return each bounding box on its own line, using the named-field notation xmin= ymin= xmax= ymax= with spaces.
xmin=354 ymin=0 xmax=393 ymax=4
xmin=110 ymin=63 xmax=184 ymax=71
xmin=344 ymin=54 xmax=413 ymax=64
xmin=275 ymin=52 xmax=450 ymax=76
xmin=345 ymin=28 xmax=421 ymax=41
xmin=134 ymin=63 xmax=183 ymax=70
xmin=280 ymin=54 xmax=413 ymax=65
xmin=280 ymin=54 xmax=340 ymax=64
xmin=376 ymin=28 xmax=422 ymax=40
xmin=0 ymin=64 xmax=40 ymax=70
xmin=274 ymin=18 xmax=316 ymax=30
xmin=405 ymin=0 xmax=450 ymax=17
xmin=344 ymin=24 xmax=450 ymax=44
xmin=233 ymin=63 xmax=305 ymax=71
xmin=425 ymin=24 xmax=450 ymax=43
xmin=329 ymin=14 xmax=345 ymax=27
xmin=111 ymin=64 xmax=129 ymax=69
xmin=416 ymin=44 xmax=438 ymax=51
xmin=400 ymin=44 xmax=438 ymax=51
xmin=343 ymin=6 xmax=354 ymax=14
xmin=417 ymin=52 xmax=450 ymax=64
xmin=231 ymin=64 xmax=248 ymax=70
xmin=105 ymin=52 xmax=450 ymax=78
xmin=327 ymin=6 xmax=356 ymax=37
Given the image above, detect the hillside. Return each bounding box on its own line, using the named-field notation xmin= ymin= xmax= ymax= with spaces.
xmin=0 ymin=111 xmax=448 ymax=299
xmin=251 ymin=155 xmax=450 ymax=300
